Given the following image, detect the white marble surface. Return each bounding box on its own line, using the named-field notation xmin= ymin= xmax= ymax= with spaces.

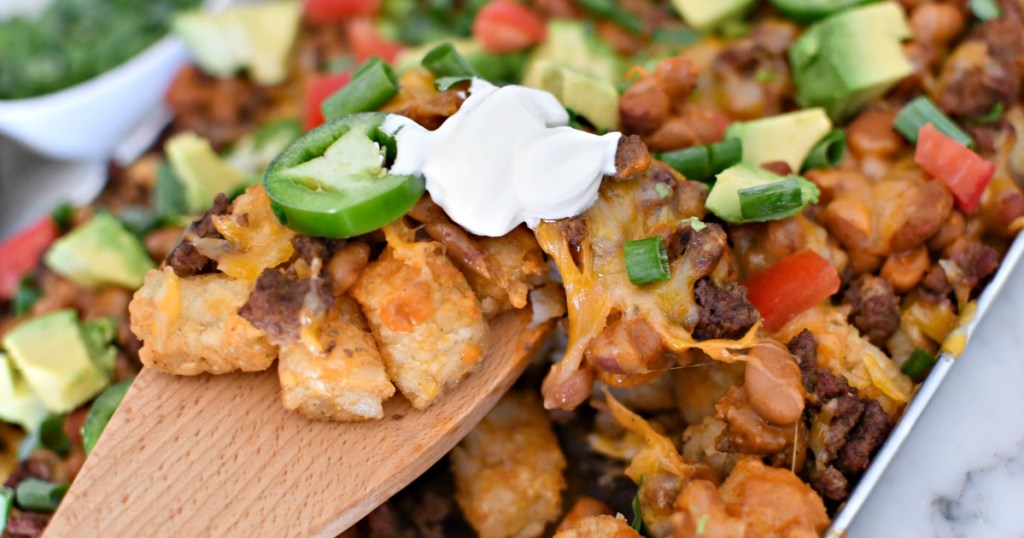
xmin=2 ymin=139 xmax=1024 ymax=536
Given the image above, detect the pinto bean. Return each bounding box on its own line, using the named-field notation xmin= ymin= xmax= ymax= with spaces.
xmin=619 ymin=77 xmax=671 ymax=135
xmin=881 ymin=246 xmax=930 ymax=293
xmin=744 ymin=342 xmax=805 ymax=427
xmin=587 ymin=316 xmax=665 ymax=375
xmin=927 ymin=210 xmax=965 ymax=251
xmin=406 ymin=196 xmax=447 ymax=223
xmin=847 ymin=109 xmax=903 ymax=157
xmin=326 ymin=242 xmax=370 ymax=295
xmin=910 ymin=3 xmax=965 ymax=46
xmin=889 ymin=181 xmax=954 ymax=252
xmin=144 ymin=227 xmax=184 ymax=262
xmin=823 ymin=196 xmax=872 ymax=250
xmin=654 ymin=56 xmax=698 ymax=103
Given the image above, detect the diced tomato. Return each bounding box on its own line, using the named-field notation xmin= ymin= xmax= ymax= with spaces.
xmin=304 ymin=0 xmax=381 ymax=22
xmin=473 ymin=0 xmax=546 ymax=53
xmin=346 ymin=17 xmax=403 ymax=64
xmin=304 ymin=72 xmax=351 ymax=131
xmin=707 ymin=109 xmax=732 ymax=142
xmin=915 ymin=123 xmax=996 ymax=213
xmin=742 ymin=249 xmax=841 ymax=332
xmin=0 ymin=217 xmax=58 ymax=300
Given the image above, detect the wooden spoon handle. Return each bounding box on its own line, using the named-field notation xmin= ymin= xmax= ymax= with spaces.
xmin=45 ymin=311 xmax=550 ymax=537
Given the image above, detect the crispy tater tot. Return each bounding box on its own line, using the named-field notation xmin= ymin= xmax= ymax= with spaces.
xmin=278 ymin=295 xmax=395 ymax=421
xmin=553 ymin=515 xmax=640 ymax=538
xmin=351 ymin=233 xmax=488 ymax=410
xmin=451 ymin=392 xmax=567 ymax=538
xmin=129 ymin=268 xmax=276 ymax=375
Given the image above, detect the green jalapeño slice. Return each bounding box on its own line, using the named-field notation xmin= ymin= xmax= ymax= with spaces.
xmin=263 ymin=112 xmax=425 ymax=238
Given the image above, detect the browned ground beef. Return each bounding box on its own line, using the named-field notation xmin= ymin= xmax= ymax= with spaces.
xmin=613 ymin=134 xmax=651 ymax=179
xmin=692 ymin=278 xmax=760 ymax=341
xmin=166 ymin=194 xmax=231 ymax=277
xmin=238 ymin=267 xmax=332 ymax=346
xmin=947 ymin=238 xmax=1000 ymax=290
xmin=843 ymin=275 xmax=901 ymax=348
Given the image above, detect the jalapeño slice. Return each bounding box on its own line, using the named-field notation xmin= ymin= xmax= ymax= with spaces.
xmin=263 ymin=112 xmax=425 ymax=238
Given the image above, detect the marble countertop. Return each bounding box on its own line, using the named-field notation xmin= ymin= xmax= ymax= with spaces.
xmin=2 ymin=139 xmax=1022 ymax=537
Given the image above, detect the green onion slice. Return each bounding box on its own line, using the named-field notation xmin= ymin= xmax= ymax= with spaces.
xmin=739 ymin=178 xmax=806 ymax=221
xmin=575 ymin=0 xmax=645 ymax=34
xmin=39 ymin=414 xmax=70 ymax=455
xmin=15 ymin=479 xmax=68 ymax=513
xmin=1 ymin=486 xmax=13 ymax=535
xmin=969 ymin=0 xmax=1001 ymax=20
xmin=802 ymin=129 xmax=846 ymax=170
xmin=659 ymin=139 xmax=742 ymax=182
xmin=901 ymin=348 xmax=936 ymax=381
xmin=631 ymin=476 xmax=645 ymax=532
xmin=82 ymin=380 xmax=133 ymax=455
xmin=971 ymin=102 xmax=1004 ymax=125
xmin=12 ymin=277 xmax=41 ymax=317
xmin=321 ymin=57 xmax=400 ymax=122
xmin=435 ymin=76 xmax=474 ymax=91
xmin=422 ymin=42 xmax=478 ymax=79
xmin=624 ymin=237 xmax=671 ymax=286
xmin=894 ymin=96 xmax=974 ymax=149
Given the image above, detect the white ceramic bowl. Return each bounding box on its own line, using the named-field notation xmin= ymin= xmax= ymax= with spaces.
xmin=0 ymin=0 xmax=230 ymax=161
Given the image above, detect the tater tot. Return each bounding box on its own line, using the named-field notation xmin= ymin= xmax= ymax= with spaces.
xmin=451 ymin=392 xmax=567 ymax=538
xmin=553 ymin=515 xmax=640 ymax=538
xmin=278 ymin=295 xmax=395 ymax=421
xmin=351 ymin=238 xmax=488 ymax=409
xmin=129 ymin=268 xmax=276 ymax=375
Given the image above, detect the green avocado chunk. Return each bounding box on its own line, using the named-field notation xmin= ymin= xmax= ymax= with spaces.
xmin=166 ymin=132 xmax=248 ymax=214
xmin=538 ymin=64 xmax=620 ymax=131
xmin=705 ymin=164 xmax=820 ymax=224
xmin=173 ymin=0 xmax=302 ymax=85
xmin=725 ymin=109 xmax=833 ymax=172
xmin=44 ymin=213 xmax=155 ymax=289
xmin=521 ymin=20 xmax=622 ymax=89
xmin=670 ymin=0 xmax=757 ymax=30
xmin=2 ymin=310 xmax=110 ymax=414
xmin=789 ymin=2 xmax=913 ymax=121
xmin=0 ymin=353 xmax=48 ymax=431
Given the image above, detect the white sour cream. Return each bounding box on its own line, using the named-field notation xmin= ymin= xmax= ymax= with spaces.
xmin=381 ymin=79 xmax=621 ymax=237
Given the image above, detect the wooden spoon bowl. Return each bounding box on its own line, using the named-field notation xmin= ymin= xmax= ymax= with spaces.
xmin=45 ymin=310 xmax=552 ymax=537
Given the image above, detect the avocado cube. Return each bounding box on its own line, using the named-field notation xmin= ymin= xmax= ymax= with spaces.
xmin=0 ymin=353 xmax=48 ymax=431
xmin=670 ymin=0 xmax=757 ymax=31
xmin=44 ymin=212 xmax=155 ymax=289
xmin=537 ymin=64 xmax=620 ymax=131
xmin=2 ymin=310 xmax=110 ymax=414
xmin=166 ymin=132 xmax=248 ymax=214
xmin=726 ymin=109 xmax=832 ymax=171
xmin=521 ymin=20 xmax=622 ymax=89
xmin=790 ymin=2 xmax=913 ymax=121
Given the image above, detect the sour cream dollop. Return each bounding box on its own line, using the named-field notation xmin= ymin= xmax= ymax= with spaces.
xmin=381 ymin=79 xmax=621 ymax=237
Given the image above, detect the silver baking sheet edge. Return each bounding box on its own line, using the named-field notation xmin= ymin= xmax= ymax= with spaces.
xmin=827 ymin=232 xmax=1024 ymax=536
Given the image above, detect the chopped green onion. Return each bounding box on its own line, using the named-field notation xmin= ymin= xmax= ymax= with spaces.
xmin=154 ymin=161 xmax=188 ymax=220
xmin=901 ymin=348 xmax=935 ymax=381
xmin=117 ymin=206 xmax=160 ymax=238
xmin=435 ymin=76 xmax=474 ymax=91
xmin=624 ymin=237 xmax=671 ymax=286
xmin=82 ymin=380 xmax=133 ymax=455
xmin=15 ymin=479 xmax=67 ymax=513
xmin=321 ymin=57 xmax=400 ymax=122
xmin=1 ymin=486 xmax=13 ymax=535
xmin=39 ymin=414 xmax=70 ymax=455
xmin=421 ymin=42 xmax=478 ymax=79
xmin=969 ymin=0 xmax=1001 ymax=20
xmin=893 ymin=96 xmax=974 ymax=149
xmin=754 ymin=69 xmax=776 ymax=83
xmin=631 ymin=476 xmax=645 ymax=532
xmin=12 ymin=277 xmax=41 ymax=317
xmin=971 ymin=102 xmax=1004 ymax=125
xmin=50 ymin=203 xmax=75 ymax=230
xmin=739 ymin=178 xmax=805 ymax=221
xmin=575 ymin=0 xmax=645 ymax=34
xmin=652 ymin=27 xmax=701 ymax=47
xmin=802 ymin=129 xmax=847 ymax=170
xmin=659 ymin=139 xmax=743 ymax=181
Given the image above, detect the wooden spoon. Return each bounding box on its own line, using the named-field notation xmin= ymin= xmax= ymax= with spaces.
xmin=44 ymin=309 xmax=552 ymax=537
